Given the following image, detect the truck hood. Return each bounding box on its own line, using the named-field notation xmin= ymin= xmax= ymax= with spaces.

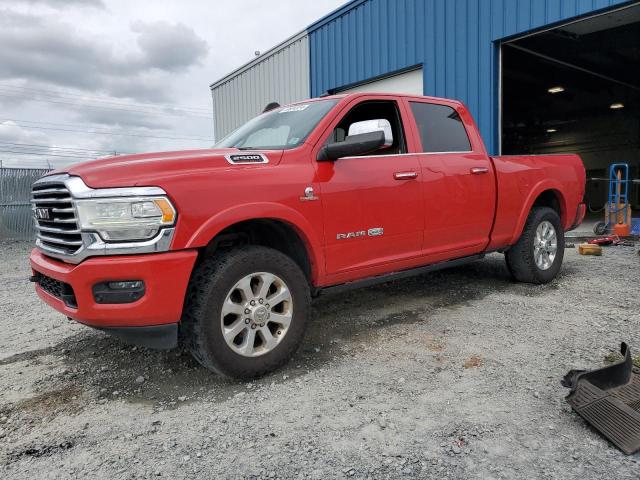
xmin=57 ymin=148 xmax=283 ymax=188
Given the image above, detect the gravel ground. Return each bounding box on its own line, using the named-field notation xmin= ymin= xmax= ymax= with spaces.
xmin=1 ymin=241 xmax=639 ymax=479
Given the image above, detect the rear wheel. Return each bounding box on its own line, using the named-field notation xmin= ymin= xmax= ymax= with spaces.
xmin=505 ymin=207 xmax=564 ymax=284
xmin=182 ymin=246 xmax=310 ymax=378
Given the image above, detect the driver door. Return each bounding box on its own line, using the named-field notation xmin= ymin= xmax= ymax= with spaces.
xmin=314 ymin=96 xmax=424 ymax=281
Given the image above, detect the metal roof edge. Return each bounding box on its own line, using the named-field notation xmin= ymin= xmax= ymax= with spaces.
xmin=210 ymin=29 xmax=308 ymax=90
xmin=307 ymin=0 xmax=368 ymax=33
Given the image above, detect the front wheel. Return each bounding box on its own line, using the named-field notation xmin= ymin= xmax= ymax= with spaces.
xmin=182 ymin=246 xmax=310 ymax=379
xmin=505 ymin=207 xmax=564 ymax=284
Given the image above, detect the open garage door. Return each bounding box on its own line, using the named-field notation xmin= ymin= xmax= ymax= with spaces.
xmin=501 ymin=3 xmax=640 ymax=214
xmin=337 ymin=68 xmax=423 ymax=95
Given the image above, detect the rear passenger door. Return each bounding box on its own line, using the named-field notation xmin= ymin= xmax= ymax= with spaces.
xmin=405 ymin=99 xmax=496 ymax=260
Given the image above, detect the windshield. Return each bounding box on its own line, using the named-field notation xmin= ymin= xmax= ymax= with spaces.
xmin=215 ymin=100 xmax=338 ymax=150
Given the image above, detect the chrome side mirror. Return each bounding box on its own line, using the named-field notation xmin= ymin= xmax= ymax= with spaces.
xmin=348 ymin=119 xmax=393 ymax=148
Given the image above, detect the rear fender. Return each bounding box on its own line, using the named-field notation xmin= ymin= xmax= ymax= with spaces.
xmin=185 ymin=202 xmax=324 ymax=283
xmin=509 ymin=181 xmax=568 ymax=245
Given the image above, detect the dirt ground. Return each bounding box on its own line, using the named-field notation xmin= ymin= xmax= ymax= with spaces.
xmin=1 ymin=241 xmax=639 ymax=479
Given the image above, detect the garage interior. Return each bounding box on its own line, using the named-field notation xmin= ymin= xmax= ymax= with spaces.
xmin=501 ymin=3 xmax=640 ymax=212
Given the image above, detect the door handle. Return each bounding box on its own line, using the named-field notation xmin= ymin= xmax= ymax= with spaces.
xmin=394 ymin=171 xmax=418 ymax=180
xmin=470 ymin=167 xmax=489 ymax=175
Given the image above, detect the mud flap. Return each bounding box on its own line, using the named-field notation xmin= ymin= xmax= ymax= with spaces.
xmin=561 ymin=343 xmax=640 ymax=455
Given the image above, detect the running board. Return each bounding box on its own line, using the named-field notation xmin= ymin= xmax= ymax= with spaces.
xmin=317 ymin=254 xmax=485 ymax=296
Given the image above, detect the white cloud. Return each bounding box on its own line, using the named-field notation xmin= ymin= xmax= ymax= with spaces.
xmin=0 ymin=0 xmax=345 ymax=161
xmin=0 ymin=10 xmax=209 ymax=102
xmin=0 ymin=120 xmax=50 ymax=145
xmin=133 ymin=21 xmax=209 ymax=72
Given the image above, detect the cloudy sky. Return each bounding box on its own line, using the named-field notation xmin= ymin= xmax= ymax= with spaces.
xmin=0 ymin=0 xmax=344 ymax=168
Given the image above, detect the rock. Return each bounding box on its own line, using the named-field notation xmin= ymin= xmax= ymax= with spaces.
xmin=135 ymin=375 xmax=146 ymax=384
xmin=178 ymin=396 xmax=187 ymax=402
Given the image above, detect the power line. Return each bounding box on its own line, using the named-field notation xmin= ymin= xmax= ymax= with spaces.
xmin=0 ymin=91 xmax=212 ymax=119
xmin=0 ymin=141 xmax=126 ymax=155
xmin=0 ymin=149 xmax=106 ymax=159
xmin=1 ymin=119 xmax=213 ymax=142
xmin=4 ymin=118 xmax=212 ymax=139
xmin=0 ymin=83 xmax=212 ymax=114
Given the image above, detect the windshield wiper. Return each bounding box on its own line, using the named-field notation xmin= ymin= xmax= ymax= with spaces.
xmin=237 ymin=146 xmax=282 ymax=150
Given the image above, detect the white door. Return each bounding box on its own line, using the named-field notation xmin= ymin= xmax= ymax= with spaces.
xmin=339 ymin=68 xmax=423 ymax=95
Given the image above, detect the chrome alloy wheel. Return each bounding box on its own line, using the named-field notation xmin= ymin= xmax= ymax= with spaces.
xmin=220 ymin=272 xmax=293 ymax=357
xmin=534 ymin=220 xmax=557 ymax=271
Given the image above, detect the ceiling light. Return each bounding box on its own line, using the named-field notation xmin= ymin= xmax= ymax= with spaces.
xmin=546 ymin=128 xmax=557 ymax=133
xmin=610 ymin=103 xmax=624 ymax=110
xmin=548 ymin=86 xmax=565 ymax=94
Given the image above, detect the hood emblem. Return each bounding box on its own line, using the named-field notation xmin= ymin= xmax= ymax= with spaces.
xmin=225 ymin=153 xmax=269 ymax=164
xmin=300 ymin=186 xmax=319 ymax=202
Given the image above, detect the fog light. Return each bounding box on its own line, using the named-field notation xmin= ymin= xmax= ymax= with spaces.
xmin=93 ymin=280 xmax=145 ymax=304
xmin=108 ymin=280 xmax=144 ymax=290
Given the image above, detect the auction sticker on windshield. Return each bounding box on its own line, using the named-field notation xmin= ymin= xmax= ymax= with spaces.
xmin=280 ymin=104 xmax=309 ymax=113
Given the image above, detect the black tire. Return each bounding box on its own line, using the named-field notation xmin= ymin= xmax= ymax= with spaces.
xmin=593 ymin=221 xmax=607 ymax=236
xmin=181 ymin=246 xmax=310 ymax=379
xmin=505 ymin=207 xmax=564 ymax=284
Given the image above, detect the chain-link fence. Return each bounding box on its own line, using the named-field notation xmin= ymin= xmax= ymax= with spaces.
xmin=0 ymin=165 xmax=50 ymax=240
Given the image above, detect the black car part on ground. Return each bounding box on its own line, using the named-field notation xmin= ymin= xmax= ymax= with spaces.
xmin=562 ymin=342 xmax=640 ymax=455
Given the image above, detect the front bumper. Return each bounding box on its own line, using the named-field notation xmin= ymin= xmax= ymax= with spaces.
xmin=30 ymin=248 xmax=198 ymax=331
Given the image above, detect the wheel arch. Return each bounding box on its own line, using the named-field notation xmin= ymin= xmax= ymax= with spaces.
xmin=510 ymin=182 xmax=568 ymax=245
xmin=185 ymin=203 xmax=324 ymax=285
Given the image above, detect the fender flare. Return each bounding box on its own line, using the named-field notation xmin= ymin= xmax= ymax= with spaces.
xmin=509 ymin=180 xmax=568 ymax=245
xmin=185 ymin=202 xmax=325 ymax=282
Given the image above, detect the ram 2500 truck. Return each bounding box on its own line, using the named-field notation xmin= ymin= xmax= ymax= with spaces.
xmin=29 ymin=93 xmax=586 ymax=378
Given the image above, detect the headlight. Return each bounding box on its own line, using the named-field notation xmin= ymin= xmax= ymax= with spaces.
xmin=76 ymin=197 xmax=176 ymax=242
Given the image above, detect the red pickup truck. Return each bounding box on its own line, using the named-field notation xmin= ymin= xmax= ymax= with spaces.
xmin=30 ymin=93 xmax=586 ymax=378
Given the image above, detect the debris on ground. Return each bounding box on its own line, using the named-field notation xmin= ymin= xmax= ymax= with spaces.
xmin=562 ymin=343 xmax=640 ymax=455
xmin=463 ymin=355 xmax=482 ymax=369
xmin=578 ymin=243 xmax=603 ymax=256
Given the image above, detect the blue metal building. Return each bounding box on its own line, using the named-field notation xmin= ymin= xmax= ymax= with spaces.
xmin=307 ymin=0 xmax=633 ymax=155
xmin=212 ymin=0 xmax=639 ymax=209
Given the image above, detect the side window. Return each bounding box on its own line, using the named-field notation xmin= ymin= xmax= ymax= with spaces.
xmin=327 ymin=101 xmax=407 ymax=156
xmin=409 ymin=102 xmax=472 ymax=153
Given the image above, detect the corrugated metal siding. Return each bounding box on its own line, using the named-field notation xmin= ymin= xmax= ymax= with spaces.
xmin=308 ymin=0 xmax=632 ymax=154
xmin=211 ymin=32 xmax=311 ymax=141
xmin=0 ymin=167 xmax=50 ymax=240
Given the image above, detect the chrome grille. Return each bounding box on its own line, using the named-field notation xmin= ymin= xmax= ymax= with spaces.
xmin=31 ymin=181 xmax=82 ymax=255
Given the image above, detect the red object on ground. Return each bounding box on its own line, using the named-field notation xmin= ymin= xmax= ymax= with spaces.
xmin=588 ymin=235 xmax=621 ymax=246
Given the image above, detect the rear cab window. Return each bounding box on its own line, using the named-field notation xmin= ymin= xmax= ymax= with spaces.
xmin=409 ymin=102 xmax=472 ymax=153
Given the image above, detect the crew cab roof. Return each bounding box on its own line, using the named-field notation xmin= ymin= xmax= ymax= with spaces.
xmin=286 ymin=92 xmax=465 ymax=108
